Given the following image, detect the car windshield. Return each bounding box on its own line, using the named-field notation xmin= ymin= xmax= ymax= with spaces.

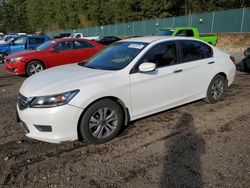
xmin=80 ymin=42 xmax=148 ymax=71
xmin=157 ymin=29 xmax=175 ymax=36
xmin=35 ymin=40 xmax=55 ymax=51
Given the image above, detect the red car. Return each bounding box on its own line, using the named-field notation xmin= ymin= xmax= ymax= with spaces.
xmin=5 ymin=38 xmax=104 ymax=76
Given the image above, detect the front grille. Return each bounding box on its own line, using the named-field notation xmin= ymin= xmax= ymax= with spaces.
xmin=18 ymin=93 xmax=29 ymax=110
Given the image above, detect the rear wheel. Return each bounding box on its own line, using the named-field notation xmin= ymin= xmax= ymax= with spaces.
xmin=0 ymin=52 xmax=7 ymax=64
xmin=79 ymin=99 xmax=124 ymax=144
xmin=205 ymin=75 xmax=226 ymax=104
xmin=26 ymin=61 xmax=45 ymax=76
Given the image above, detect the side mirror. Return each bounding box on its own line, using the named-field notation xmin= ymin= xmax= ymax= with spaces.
xmin=139 ymin=62 xmax=156 ymax=73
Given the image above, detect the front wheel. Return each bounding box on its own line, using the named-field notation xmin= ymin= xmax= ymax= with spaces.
xmin=205 ymin=75 xmax=226 ymax=104
xmin=26 ymin=61 xmax=45 ymax=76
xmin=79 ymin=99 xmax=124 ymax=144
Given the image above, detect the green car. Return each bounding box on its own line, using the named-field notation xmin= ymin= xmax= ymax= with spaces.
xmin=157 ymin=27 xmax=218 ymax=46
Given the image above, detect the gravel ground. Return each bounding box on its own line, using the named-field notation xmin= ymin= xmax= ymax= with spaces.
xmin=0 ymin=60 xmax=250 ymax=187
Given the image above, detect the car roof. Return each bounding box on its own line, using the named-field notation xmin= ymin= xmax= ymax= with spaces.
xmin=159 ymin=27 xmax=196 ymax=30
xmin=121 ymin=36 xmax=209 ymax=45
xmin=122 ymin=36 xmax=171 ymax=43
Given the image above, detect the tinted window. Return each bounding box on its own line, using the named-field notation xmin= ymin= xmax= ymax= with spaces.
xmin=54 ymin=41 xmax=72 ymax=51
xmin=180 ymin=40 xmax=206 ymax=62
xmin=29 ymin=38 xmax=45 ymax=44
xmin=176 ymin=29 xmax=194 ymax=37
xmin=75 ymin=34 xmax=81 ymax=38
xmin=202 ymin=43 xmax=213 ymax=58
xmin=73 ymin=40 xmax=94 ymax=49
xmin=157 ymin=29 xmax=175 ymax=36
xmin=186 ymin=30 xmax=194 ymax=37
xmin=138 ymin=42 xmax=177 ymax=68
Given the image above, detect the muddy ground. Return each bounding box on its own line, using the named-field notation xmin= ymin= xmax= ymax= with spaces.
xmin=0 ymin=62 xmax=250 ymax=187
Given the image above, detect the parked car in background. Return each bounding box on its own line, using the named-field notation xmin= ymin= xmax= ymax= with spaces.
xmin=0 ymin=35 xmax=49 ymax=64
xmin=68 ymin=33 xmax=99 ymax=40
xmin=5 ymin=38 xmax=104 ymax=76
xmin=16 ymin=36 xmax=235 ymax=144
xmin=95 ymin=36 xmax=121 ymax=45
xmin=236 ymin=47 xmax=250 ymax=72
xmin=157 ymin=27 xmax=218 ymax=46
xmin=0 ymin=34 xmax=19 ymax=45
xmin=0 ymin=32 xmax=4 ymax=40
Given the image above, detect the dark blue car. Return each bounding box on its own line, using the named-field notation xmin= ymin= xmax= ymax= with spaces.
xmin=0 ymin=35 xmax=50 ymax=63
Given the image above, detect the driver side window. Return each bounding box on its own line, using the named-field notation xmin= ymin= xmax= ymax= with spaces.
xmin=138 ymin=42 xmax=177 ymax=69
xmin=14 ymin=37 xmax=27 ymax=45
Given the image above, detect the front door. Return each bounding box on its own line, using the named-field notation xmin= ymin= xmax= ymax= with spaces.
xmin=44 ymin=41 xmax=73 ymax=67
xmin=10 ymin=37 xmax=27 ymax=53
xmin=129 ymin=41 xmax=183 ymax=119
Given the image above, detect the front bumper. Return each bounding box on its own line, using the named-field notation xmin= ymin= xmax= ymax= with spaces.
xmin=5 ymin=61 xmax=26 ymax=75
xmin=17 ymin=104 xmax=83 ymax=143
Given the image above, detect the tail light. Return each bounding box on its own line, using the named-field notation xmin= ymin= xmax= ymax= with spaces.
xmin=230 ymin=56 xmax=237 ymax=64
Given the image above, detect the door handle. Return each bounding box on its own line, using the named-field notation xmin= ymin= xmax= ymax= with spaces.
xmin=173 ymin=69 xmax=183 ymax=73
xmin=208 ymin=61 xmax=215 ymax=64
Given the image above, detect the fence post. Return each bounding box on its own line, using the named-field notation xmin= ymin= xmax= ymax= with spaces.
xmin=240 ymin=7 xmax=246 ymax=33
xmin=190 ymin=13 xmax=193 ymax=27
xmin=133 ymin=22 xmax=135 ymax=36
xmin=124 ymin=24 xmax=126 ymax=36
xmin=211 ymin=11 xmax=215 ymax=33
xmin=143 ymin=20 xmax=145 ymax=35
xmin=172 ymin=17 xmax=175 ymax=26
xmin=115 ymin=23 xmax=116 ymax=36
xmin=188 ymin=10 xmax=191 ymax=27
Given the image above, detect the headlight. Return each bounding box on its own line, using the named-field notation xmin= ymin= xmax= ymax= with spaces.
xmin=29 ymin=90 xmax=79 ymax=108
xmin=10 ymin=57 xmax=23 ymax=63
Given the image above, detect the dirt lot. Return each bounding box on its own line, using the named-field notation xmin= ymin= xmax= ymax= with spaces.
xmin=0 ymin=62 xmax=250 ymax=187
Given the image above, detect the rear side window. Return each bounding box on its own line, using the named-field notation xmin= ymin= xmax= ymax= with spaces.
xmin=138 ymin=42 xmax=177 ymax=68
xmin=73 ymin=40 xmax=94 ymax=49
xmin=202 ymin=43 xmax=213 ymax=58
xmin=176 ymin=29 xmax=194 ymax=37
xmin=180 ymin=40 xmax=206 ymax=62
xmin=29 ymin=38 xmax=45 ymax=44
xmin=75 ymin=34 xmax=81 ymax=38
xmin=54 ymin=41 xmax=72 ymax=51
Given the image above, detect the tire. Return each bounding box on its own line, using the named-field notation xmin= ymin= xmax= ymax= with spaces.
xmin=26 ymin=61 xmax=45 ymax=76
xmin=79 ymin=99 xmax=124 ymax=144
xmin=0 ymin=52 xmax=7 ymax=64
xmin=205 ymin=75 xmax=226 ymax=104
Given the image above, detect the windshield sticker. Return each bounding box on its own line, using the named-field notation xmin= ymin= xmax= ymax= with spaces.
xmin=128 ymin=44 xmax=144 ymax=49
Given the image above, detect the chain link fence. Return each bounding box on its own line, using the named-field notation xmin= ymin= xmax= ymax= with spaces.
xmin=47 ymin=7 xmax=250 ymax=37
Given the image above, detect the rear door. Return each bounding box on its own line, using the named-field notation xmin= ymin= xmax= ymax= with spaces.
xmin=177 ymin=40 xmax=215 ymax=99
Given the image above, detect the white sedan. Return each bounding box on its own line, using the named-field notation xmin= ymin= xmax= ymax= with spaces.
xmin=17 ymin=36 xmax=236 ymax=144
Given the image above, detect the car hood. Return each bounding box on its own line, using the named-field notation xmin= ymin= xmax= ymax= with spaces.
xmin=7 ymin=50 xmax=40 ymax=58
xmin=20 ymin=64 xmax=116 ymax=97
